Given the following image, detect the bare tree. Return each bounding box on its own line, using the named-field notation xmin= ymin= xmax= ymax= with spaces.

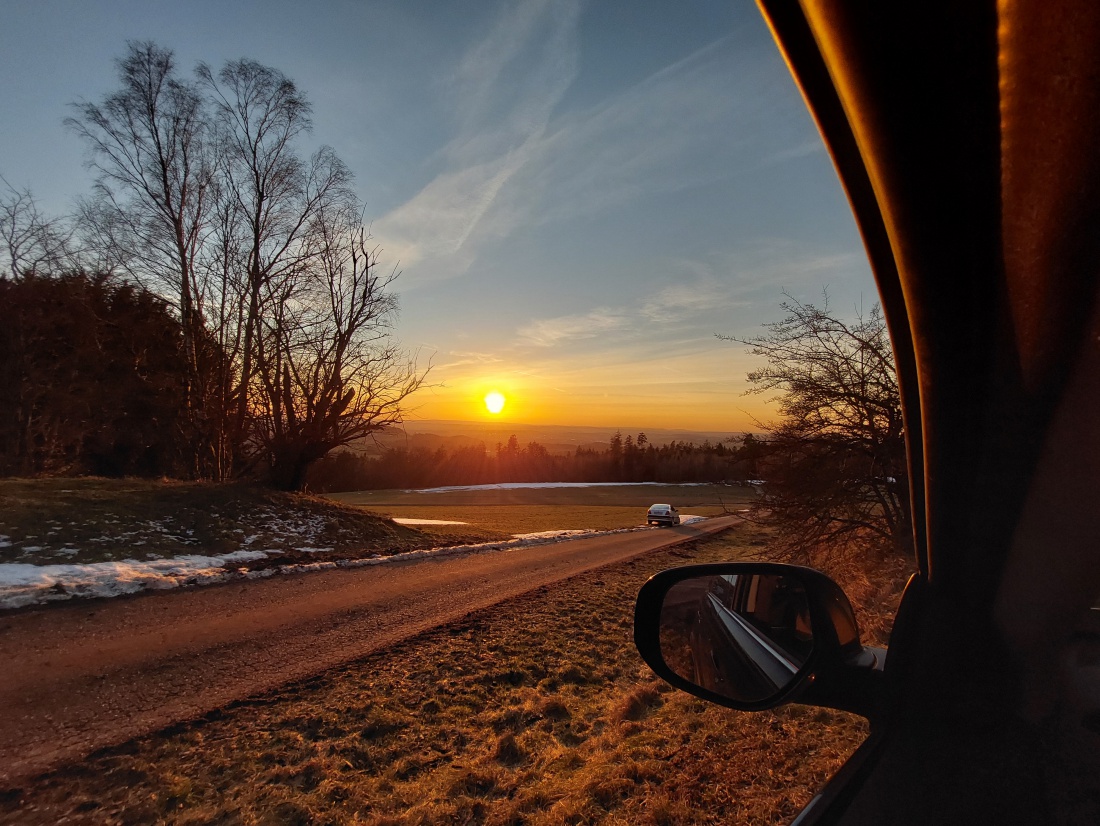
xmin=67 ymin=41 xmax=216 ymax=467
xmin=251 ymin=210 xmax=425 ymax=490
xmin=0 ymin=178 xmax=77 ymax=277
xmin=723 ymin=294 xmax=911 ymax=559
xmin=55 ymin=43 xmax=425 ymax=487
xmin=197 ymin=58 xmax=355 ymax=475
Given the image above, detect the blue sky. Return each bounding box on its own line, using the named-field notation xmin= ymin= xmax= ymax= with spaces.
xmin=0 ymin=0 xmax=876 ymax=431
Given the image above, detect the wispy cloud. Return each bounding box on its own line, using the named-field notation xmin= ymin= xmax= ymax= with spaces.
xmin=375 ymin=12 xmax=817 ymax=289
xmin=764 ymin=138 xmax=825 ymax=164
xmin=450 ymin=0 xmax=579 ymax=160
xmin=639 ymin=281 xmax=743 ymax=324
xmin=513 ymin=283 xmax=740 ymax=360
xmin=374 ymin=0 xmax=581 ymax=284
xmin=721 ymin=242 xmax=866 ymax=297
xmin=517 ymin=308 xmax=627 ymax=347
xmin=510 ymin=241 xmax=866 ymax=356
xmin=508 ymin=36 xmax=755 ymax=223
xmin=436 ymin=350 xmax=505 ymax=370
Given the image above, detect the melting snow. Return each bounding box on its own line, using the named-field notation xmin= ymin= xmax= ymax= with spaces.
xmin=392 ymin=518 xmax=468 ymax=526
xmin=512 ymin=529 xmax=602 ymax=540
xmin=407 ymin=482 xmax=708 ymax=494
xmin=0 ymin=551 xmax=269 ymax=610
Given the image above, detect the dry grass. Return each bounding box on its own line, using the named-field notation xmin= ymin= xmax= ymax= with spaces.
xmin=0 ymin=523 xmax=910 ymax=825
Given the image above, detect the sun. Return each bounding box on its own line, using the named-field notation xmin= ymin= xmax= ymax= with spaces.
xmin=484 ymin=391 xmax=506 ymax=415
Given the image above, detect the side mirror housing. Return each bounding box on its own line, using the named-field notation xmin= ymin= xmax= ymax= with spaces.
xmin=634 ymin=563 xmax=885 ymax=718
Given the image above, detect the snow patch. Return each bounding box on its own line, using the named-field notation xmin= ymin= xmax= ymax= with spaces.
xmin=511 ymin=529 xmax=600 ymax=540
xmin=392 ymin=518 xmax=468 ymax=526
xmin=406 ymin=482 xmax=708 ymax=494
xmin=0 ymin=551 xmax=269 ymax=610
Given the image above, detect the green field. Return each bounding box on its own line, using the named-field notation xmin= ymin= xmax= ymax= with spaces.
xmin=327 ymin=484 xmax=757 ymax=536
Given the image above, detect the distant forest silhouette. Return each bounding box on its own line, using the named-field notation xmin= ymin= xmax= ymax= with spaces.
xmin=306 ymin=431 xmax=767 ymax=492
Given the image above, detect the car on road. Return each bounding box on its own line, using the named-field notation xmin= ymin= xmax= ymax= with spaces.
xmin=646 ymin=503 xmax=680 ymax=526
xmin=634 ymin=3 xmax=1100 ymax=825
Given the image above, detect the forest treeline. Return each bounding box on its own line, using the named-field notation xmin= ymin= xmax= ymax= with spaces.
xmin=305 ymin=432 xmax=768 ymax=492
xmin=1 ymin=43 xmax=422 ymax=489
xmin=0 ymin=271 xmax=191 ymax=477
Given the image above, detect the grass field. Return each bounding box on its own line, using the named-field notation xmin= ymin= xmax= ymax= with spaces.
xmin=328 ymin=484 xmax=755 ymax=536
xmin=0 ymin=478 xmax=491 ymax=568
xmin=329 ymin=483 xmax=757 ymax=509
xmin=0 ymin=522 xmax=908 ymax=826
xmin=350 ymin=505 xmax=730 ymax=536
xmin=0 ymin=480 xmax=755 ymax=567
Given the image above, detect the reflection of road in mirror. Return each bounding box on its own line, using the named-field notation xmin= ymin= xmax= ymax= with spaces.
xmin=659 ymin=575 xmax=814 ymax=704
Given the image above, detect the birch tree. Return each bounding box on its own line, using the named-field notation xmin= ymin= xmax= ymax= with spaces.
xmin=67 ymin=41 xmax=216 ymax=471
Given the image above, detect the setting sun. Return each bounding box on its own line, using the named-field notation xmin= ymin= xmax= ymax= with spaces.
xmin=484 ymin=391 xmax=506 ymax=415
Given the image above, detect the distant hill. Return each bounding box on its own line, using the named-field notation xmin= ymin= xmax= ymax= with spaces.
xmin=352 ymin=420 xmax=747 ymax=456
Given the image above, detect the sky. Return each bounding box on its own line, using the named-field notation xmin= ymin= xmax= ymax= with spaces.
xmin=0 ymin=0 xmax=877 ymax=433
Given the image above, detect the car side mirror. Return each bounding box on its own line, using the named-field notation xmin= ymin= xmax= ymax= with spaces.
xmin=634 ymin=563 xmax=885 ymax=717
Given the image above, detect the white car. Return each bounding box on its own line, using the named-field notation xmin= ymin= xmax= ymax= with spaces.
xmin=646 ymin=504 xmax=680 ymax=527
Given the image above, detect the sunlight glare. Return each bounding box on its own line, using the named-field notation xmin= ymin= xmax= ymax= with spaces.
xmin=484 ymin=391 xmax=506 ymax=415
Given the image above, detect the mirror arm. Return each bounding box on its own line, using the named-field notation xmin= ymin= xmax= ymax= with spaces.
xmin=799 ymin=646 xmax=888 ymax=720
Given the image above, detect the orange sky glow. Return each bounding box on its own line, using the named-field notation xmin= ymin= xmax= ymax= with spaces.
xmin=0 ymin=1 xmax=876 ymax=439
xmin=407 ymin=354 xmax=775 ymax=433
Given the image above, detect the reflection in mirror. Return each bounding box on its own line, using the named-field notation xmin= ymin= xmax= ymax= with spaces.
xmin=659 ymin=574 xmax=814 ymax=703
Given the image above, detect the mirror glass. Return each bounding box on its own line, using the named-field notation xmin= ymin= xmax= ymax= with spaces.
xmin=658 ymin=573 xmax=814 ymax=703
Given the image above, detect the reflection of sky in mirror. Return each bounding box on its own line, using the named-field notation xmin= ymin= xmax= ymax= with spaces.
xmin=0 ymin=0 xmax=876 ymax=430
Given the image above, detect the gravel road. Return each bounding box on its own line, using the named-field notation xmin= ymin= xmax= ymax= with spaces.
xmin=0 ymin=515 xmax=740 ymax=785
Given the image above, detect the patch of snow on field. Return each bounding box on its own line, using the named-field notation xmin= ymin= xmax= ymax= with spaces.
xmin=392 ymin=518 xmax=468 ymax=526
xmin=511 ymin=529 xmax=600 ymax=540
xmin=251 ymin=509 xmax=328 ymax=541
xmin=407 ymin=481 xmax=708 ymax=494
xmin=0 ymin=551 xmax=270 ymax=610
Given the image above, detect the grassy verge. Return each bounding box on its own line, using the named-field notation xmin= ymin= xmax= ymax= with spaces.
xmin=1 ymin=523 xmax=908 ymax=825
xmin=0 ymin=478 xmax=494 ymax=569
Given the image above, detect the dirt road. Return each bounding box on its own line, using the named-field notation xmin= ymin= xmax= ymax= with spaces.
xmin=0 ymin=516 xmax=740 ymax=785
